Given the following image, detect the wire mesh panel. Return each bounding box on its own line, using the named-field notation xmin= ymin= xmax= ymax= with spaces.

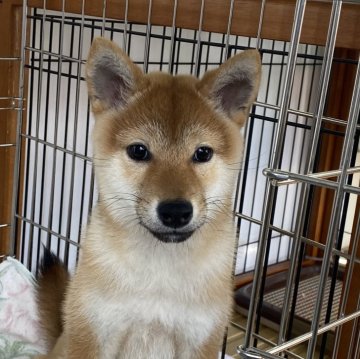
xmin=18 ymin=6 xmax=320 ymax=276
xmin=19 ymin=8 xmax=329 ymax=277
xmin=2 ymin=0 xmax=360 ymax=359
xmin=20 ymin=8 xmax=265 ymax=272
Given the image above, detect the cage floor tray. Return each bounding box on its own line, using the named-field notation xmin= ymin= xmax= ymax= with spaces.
xmin=234 ymin=265 xmax=343 ymax=334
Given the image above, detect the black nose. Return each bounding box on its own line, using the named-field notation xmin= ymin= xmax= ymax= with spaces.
xmin=157 ymin=200 xmax=193 ymax=228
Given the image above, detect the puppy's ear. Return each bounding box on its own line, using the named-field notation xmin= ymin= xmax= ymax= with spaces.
xmin=198 ymin=50 xmax=261 ymax=126
xmin=86 ymin=37 xmax=144 ymax=113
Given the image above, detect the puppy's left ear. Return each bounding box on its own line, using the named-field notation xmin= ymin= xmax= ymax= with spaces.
xmin=197 ymin=50 xmax=261 ymax=126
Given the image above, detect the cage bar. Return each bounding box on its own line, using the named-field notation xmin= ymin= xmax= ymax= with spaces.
xmin=240 ymin=0 xmax=308 ymax=353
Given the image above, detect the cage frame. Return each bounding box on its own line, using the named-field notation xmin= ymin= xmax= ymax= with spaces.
xmin=1 ymin=1 xmax=360 ymax=358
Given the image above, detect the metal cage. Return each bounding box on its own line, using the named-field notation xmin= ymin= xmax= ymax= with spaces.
xmin=0 ymin=0 xmax=359 ymax=358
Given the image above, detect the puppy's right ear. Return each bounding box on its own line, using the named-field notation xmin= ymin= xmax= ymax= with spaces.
xmin=86 ymin=37 xmax=144 ymax=113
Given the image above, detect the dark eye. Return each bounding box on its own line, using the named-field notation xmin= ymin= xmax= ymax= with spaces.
xmin=127 ymin=144 xmax=151 ymax=161
xmin=193 ymin=146 xmax=213 ymax=163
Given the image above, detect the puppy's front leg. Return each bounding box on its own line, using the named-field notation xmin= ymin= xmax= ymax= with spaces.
xmin=33 ymin=333 xmax=67 ymax=359
xmin=36 ymin=329 xmax=99 ymax=359
xmin=189 ymin=330 xmax=224 ymax=359
xmin=120 ymin=325 xmax=175 ymax=359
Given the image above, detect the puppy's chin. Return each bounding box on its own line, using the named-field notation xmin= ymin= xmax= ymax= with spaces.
xmin=149 ymin=230 xmax=194 ymax=243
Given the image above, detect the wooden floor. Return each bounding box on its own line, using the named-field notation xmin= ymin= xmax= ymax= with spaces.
xmin=225 ymin=312 xmax=331 ymax=359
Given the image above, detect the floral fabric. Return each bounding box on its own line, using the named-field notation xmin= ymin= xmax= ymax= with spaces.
xmin=0 ymin=258 xmax=45 ymax=358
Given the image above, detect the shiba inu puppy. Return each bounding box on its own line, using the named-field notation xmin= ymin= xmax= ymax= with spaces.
xmin=36 ymin=37 xmax=261 ymax=358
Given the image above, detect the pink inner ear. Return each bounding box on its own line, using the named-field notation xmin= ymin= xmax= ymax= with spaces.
xmin=92 ymin=63 xmax=131 ymax=108
xmin=215 ymin=77 xmax=253 ymax=115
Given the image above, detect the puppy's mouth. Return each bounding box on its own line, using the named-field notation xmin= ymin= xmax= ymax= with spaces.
xmin=140 ymin=222 xmax=195 ymax=243
xmin=149 ymin=230 xmax=194 ymax=243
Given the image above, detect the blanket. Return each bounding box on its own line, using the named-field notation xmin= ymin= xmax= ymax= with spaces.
xmin=0 ymin=257 xmax=45 ymax=358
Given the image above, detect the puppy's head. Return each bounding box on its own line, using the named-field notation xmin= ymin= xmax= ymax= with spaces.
xmin=86 ymin=38 xmax=261 ymax=244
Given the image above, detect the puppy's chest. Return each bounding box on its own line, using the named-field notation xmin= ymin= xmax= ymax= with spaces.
xmin=79 ymin=245 xmax=228 ymax=354
xmin=88 ymin=288 xmax=219 ymax=340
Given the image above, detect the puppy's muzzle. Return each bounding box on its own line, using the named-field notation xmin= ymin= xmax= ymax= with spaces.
xmin=157 ymin=200 xmax=193 ymax=228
